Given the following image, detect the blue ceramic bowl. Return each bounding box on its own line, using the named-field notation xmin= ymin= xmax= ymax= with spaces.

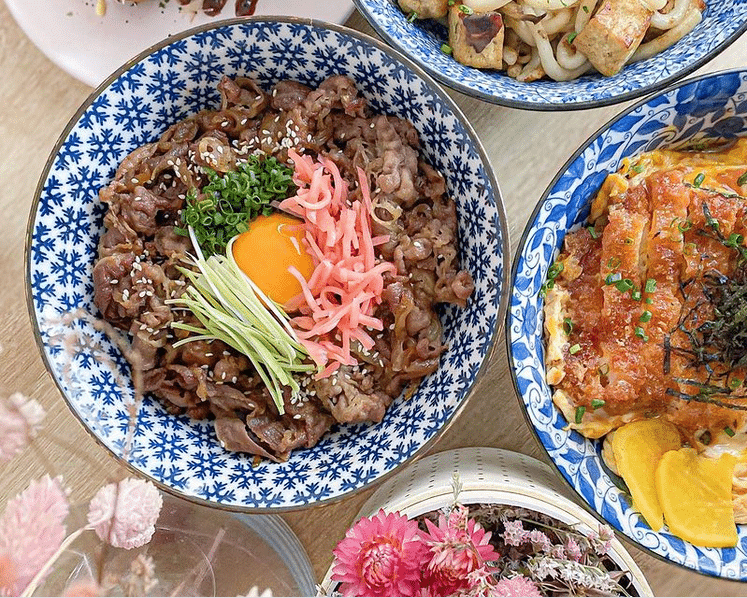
xmin=26 ymin=18 xmax=509 ymax=511
xmin=508 ymin=69 xmax=747 ymax=577
xmin=354 ymin=0 xmax=747 ymax=110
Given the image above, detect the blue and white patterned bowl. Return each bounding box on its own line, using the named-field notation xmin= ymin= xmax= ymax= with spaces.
xmin=508 ymin=69 xmax=747 ymax=578
xmin=26 ymin=18 xmax=509 ymax=511
xmin=354 ymin=0 xmax=747 ymax=110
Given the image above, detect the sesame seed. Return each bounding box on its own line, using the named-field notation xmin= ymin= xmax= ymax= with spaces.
xmin=110 ymin=279 xmax=118 ymax=284
xmin=293 ymin=414 xmax=302 ymax=420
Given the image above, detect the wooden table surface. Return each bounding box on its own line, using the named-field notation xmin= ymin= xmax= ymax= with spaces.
xmin=1 ymin=2 xmax=746 ymax=595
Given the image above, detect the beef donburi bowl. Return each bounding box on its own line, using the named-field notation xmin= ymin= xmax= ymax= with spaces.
xmin=26 ymin=18 xmax=508 ymax=511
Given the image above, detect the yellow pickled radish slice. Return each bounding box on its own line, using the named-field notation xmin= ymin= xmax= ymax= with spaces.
xmin=655 ymin=448 xmax=737 ymax=548
xmin=611 ymin=419 xmax=681 ymax=531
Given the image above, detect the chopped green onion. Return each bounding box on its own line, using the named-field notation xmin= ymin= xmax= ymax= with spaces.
xmin=569 ymin=343 xmax=581 ymax=355
xmin=639 ymin=310 xmax=652 ymax=323
xmin=725 ymin=426 xmax=736 ymax=437
xmin=548 ymin=261 xmax=564 ymax=279
xmin=575 ymin=406 xmax=586 ymax=424
xmin=606 ymin=256 xmax=621 ymax=269
xmin=631 ymin=289 xmax=642 ymax=301
xmin=407 ymin=11 xmax=418 ymax=22
xmin=615 ymin=278 xmax=634 ymax=292
xmin=634 ymin=326 xmax=649 ymax=341
xmin=645 ymin=297 xmax=653 ymax=304
xmin=587 ymin=225 xmax=600 ymax=239
xmin=591 ymin=399 xmax=606 ymax=409
xmin=693 ymin=172 xmax=705 ymax=188
xmin=441 ymin=43 xmax=453 ymax=55
xmin=727 ymin=233 xmax=744 ymax=248
xmin=677 ymin=219 xmax=693 ymax=233
xmin=605 ymin=272 xmax=622 ymax=285
xmin=631 ymin=164 xmax=644 ymax=174
xmin=567 ymin=31 xmax=578 ymax=44
xmin=730 ymin=378 xmax=742 ymax=389
xmin=458 ymin=3 xmax=474 ymax=14
xmin=644 ymin=278 xmax=657 ymax=293
xmin=738 ymin=171 xmax=747 ymax=187
xmin=563 ymin=317 xmax=574 ymax=335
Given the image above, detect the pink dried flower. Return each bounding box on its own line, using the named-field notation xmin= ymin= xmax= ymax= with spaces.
xmin=420 ymin=506 xmax=500 ymax=596
xmin=493 ymin=575 xmax=542 ymax=597
xmin=0 ymin=393 xmax=46 ymax=463
xmin=331 ymin=509 xmax=428 ymax=597
xmin=501 ymin=520 xmax=527 ymax=547
xmin=87 ymin=478 xmax=162 ymax=549
xmin=565 ymin=537 xmax=582 ymax=561
xmin=0 ymin=475 xmax=69 ymax=596
xmin=528 ymin=529 xmax=552 ymax=553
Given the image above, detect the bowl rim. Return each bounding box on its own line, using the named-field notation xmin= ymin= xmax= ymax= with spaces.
xmin=24 ymin=15 xmax=511 ymax=513
xmin=352 ymin=0 xmax=747 ymax=111
xmin=505 ymin=66 xmax=747 ymax=576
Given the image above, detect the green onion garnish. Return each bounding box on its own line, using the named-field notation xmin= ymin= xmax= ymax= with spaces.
xmin=591 ymin=399 xmax=606 ymax=409
xmin=407 ymin=11 xmax=418 ymax=22
xmin=631 ymin=289 xmax=642 ymax=301
xmin=569 ymin=343 xmax=581 ymax=355
xmin=631 ymin=164 xmax=644 ymax=174
xmin=615 ymin=278 xmax=633 ymax=292
xmin=605 ymin=272 xmax=622 ymax=285
xmin=725 ymin=426 xmax=736 ymax=437
xmin=738 ymin=171 xmax=747 ymax=187
xmin=644 ymin=278 xmax=657 ymax=293
xmin=563 ymin=317 xmax=573 ymax=335
xmin=634 ymin=326 xmax=649 ymax=341
xmin=730 ymin=378 xmax=742 ymax=389
xmin=639 ymin=310 xmax=652 ymax=323
xmin=575 ymin=406 xmax=586 ymax=424
xmin=458 ymin=3 xmax=473 ymax=14
xmin=587 ymin=226 xmax=600 ymax=239
xmin=693 ymin=172 xmax=705 ymax=188
xmin=567 ymin=31 xmax=578 ymax=44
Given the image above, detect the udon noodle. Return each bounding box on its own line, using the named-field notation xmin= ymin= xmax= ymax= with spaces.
xmin=401 ymin=0 xmax=705 ymax=81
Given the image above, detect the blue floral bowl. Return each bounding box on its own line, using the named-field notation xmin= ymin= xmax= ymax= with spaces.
xmin=354 ymin=0 xmax=747 ymax=110
xmin=26 ymin=18 xmax=509 ymax=511
xmin=508 ymin=69 xmax=747 ymax=577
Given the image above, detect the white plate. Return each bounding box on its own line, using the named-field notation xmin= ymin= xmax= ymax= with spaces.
xmin=6 ymin=0 xmax=355 ymax=87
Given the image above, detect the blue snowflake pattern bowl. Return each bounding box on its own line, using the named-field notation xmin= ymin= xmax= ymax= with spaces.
xmin=508 ymin=69 xmax=747 ymax=577
xmin=26 ymin=18 xmax=509 ymax=511
xmin=354 ymin=0 xmax=747 ymax=110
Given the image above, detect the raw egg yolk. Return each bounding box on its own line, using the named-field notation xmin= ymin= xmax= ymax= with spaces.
xmin=231 ymin=213 xmax=315 ymax=306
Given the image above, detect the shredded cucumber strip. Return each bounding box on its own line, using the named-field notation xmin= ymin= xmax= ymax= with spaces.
xmin=166 ymin=228 xmax=314 ymax=414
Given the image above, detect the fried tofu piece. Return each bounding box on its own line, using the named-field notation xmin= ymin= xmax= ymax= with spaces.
xmin=574 ymin=0 xmax=653 ymax=76
xmin=448 ymin=7 xmax=504 ymax=69
xmin=398 ymin=0 xmax=448 ymax=19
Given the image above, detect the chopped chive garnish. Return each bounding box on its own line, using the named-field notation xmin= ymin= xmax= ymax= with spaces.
xmin=639 ymin=310 xmax=652 ymax=323
xmin=548 ymin=262 xmax=564 ymax=279
xmin=631 ymin=289 xmax=642 ymax=301
xmin=575 ymin=406 xmax=586 ymax=423
xmin=730 ymin=378 xmax=742 ymax=389
xmin=587 ymin=225 xmax=600 ymax=239
xmin=606 ymin=256 xmax=621 ymax=269
xmin=738 ymin=171 xmax=747 ymax=186
xmin=563 ymin=317 xmax=573 ymax=335
xmin=458 ymin=3 xmax=473 ymax=14
xmin=569 ymin=343 xmax=581 ymax=355
xmin=441 ymin=43 xmax=453 ymax=55
xmin=631 ymin=164 xmax=644 ymax=174
xmin=693 ymin=172 xmax=705 ymax=188
xmin=567 ymin=31 xmax=578 ymax=44
xmin=645 ymin=297 xmax=653 ymax=304
xmin=582 ymin=4 xmax=589 ymax=12
xmin=407 ymin=11 xmax=418 ymax=22
xmin=727 ymin=233 xmax=744 ymax=248
xmin=605 ymin=272 xmax=622 ymax=285
xmin=677 ymin=219 xmax=693 ymax=232
xmin=634 ymin=326 xmax=649 ymax=341
xmin=591 ymin=399 xmax=606 ymax=409
xmin=644 ymin=278 xmax=657 ymax=293
xmin=725 ymin=426 xmax=736 ymax=437
xmin=615 ymin=278 xmax=634 ymax=292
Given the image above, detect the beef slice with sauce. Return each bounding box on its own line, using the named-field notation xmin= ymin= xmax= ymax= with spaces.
xmin=449 ymin=8 xmax=504 ymax=69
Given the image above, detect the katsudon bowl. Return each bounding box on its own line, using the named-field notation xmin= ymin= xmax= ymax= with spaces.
xmin=354 ymin=0 xmax=747 ymax=110
xmin=26 ymin=18 xmax=509 ymax=511
xmin=508 ymin=69 xmax=747 ymax=577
